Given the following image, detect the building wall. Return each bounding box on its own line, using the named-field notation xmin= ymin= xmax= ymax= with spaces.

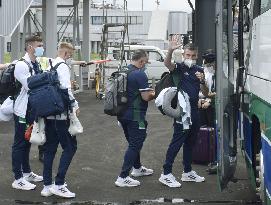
xmin=0 ymin=0 xmax=33 ymax=37
xmin=3 ymin=4 xmax=190 ymax=53
xmin=168 ymin=12 xmax=188 ymax=35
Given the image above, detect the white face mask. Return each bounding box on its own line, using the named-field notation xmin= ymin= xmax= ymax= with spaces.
xmin=34 ymin=47 xmax=44 ymax=57
xmin=174 ymin=59 xmax=183 ymax=64
xmin=184 ymin=59 xmax=196 ymax=68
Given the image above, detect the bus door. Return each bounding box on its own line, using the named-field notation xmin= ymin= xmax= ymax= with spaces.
xmin=216 ymin=0 xmax=238 ymax=190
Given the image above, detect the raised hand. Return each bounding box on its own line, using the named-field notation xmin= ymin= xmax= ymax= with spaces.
xmin=168 ymin=34 xmax=182 ymax=51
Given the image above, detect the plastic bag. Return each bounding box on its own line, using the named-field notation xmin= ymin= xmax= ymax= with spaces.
xmin=68 ymin=111 xmax=83 ymax=136
xmin=0 ymin=96 xmax=13 ymax=121
xmin=30 ymin=118 xmax=46 ymax=145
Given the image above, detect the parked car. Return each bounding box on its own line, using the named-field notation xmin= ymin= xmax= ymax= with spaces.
xmin=105 ymin=45 xmax=169 ymax=82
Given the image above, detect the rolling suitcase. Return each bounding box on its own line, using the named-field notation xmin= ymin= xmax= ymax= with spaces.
xmin=192 ymin=127 xmax=216 ymax=164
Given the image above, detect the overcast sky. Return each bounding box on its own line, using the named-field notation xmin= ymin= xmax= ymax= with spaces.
xmin=115 ymin=0 xmax=194 ymax=12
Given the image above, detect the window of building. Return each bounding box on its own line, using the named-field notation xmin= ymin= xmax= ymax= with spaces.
xmin=130 ymin=16 xmax=137 ymax=24
xmin=78 ymin=16 xmax=83 ymax=24
xmin=137 ymin=16 xmax=143 ymax=24
xmin=90 ymin=16 xmax=143 ymax=25
xmin=69 ymin=16 xmax=74 ymax=24
xmin=111 ymin=16 xmax=117 ymax=23
xmin=7 ymin=42 xmax=11 ymax=52
xmin=92 ymin=16 xmax=105 ymax=25
xmin=57 ymin=16 xmax=76 ymax=25
xmin=106 ymin=16 xmax=112 ymax=23
xmin=118 ymin=16 xmax=125 ymax=24
xmin=127 ymin=17 xmax=131 ymax=24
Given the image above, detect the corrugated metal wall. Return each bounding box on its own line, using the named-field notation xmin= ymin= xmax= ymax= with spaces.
xmin=168 ymin=12 xmax=188 ymax=35
xmin=0 ymin=0 xmax=33 ymax=36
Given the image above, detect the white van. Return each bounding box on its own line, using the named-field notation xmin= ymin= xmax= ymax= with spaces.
xmin=105 ymin=45 xmax=169 ymax=82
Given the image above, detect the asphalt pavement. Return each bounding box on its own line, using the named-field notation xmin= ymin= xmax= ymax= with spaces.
xmin=0 ymin=90 xmax=260 ymax=205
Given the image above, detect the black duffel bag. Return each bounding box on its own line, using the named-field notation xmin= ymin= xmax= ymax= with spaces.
xmin=155 ymin=68 xmax=182 ymax=98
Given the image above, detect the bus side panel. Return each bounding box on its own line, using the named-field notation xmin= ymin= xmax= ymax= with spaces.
xmin=243 ymin=114 xmax=257 ymax=190
xmin=249 ymin=95 xmax=271 ymax=204
xmin=262 ymin=135 xmax=271 ymax=203
xmin=243 ymin=116 xmax=252 ymax=164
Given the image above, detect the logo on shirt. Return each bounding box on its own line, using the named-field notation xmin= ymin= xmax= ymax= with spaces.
xmin=184 ymin=72 xmax=189 ymax=76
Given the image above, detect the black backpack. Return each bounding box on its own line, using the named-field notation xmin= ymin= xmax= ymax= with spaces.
xmin=0 ymin=59 xmax=30 ymax=98
xmin=27 ymin=60 xmax=72 ymax=120
xmin=104 ymin=67 xmax=136 ymax=116
xmin=155 ymin=68 xmax=182 ymax=98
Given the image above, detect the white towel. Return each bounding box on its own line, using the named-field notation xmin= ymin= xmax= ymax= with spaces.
xmin=176 ymin=91 xmax=192 ymax=130
xmin=155 ymin=87 xmax=192 ymax=130
xmin=155 ymin=87 xmax=173 ymax=107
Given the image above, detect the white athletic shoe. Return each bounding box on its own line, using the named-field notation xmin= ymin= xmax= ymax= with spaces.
xmin=12 ymin=178 xmax=36 ymax=190
xmin=41 ymin=185 xmax=53 ymax=197
xmin=23 ymin=172 xmax=43 ymax=182
xmin=159 ymin=173 xmax=181 ymax=188
xmin=115 ymin=176 xmax=140 ymax=187
xmin=49 ymin=184 xmax=75 ymax=198
xmin=181 ymin=170 xmax=205 ymax=182
xmin=131 ymin=166 xmax=154 ymax=177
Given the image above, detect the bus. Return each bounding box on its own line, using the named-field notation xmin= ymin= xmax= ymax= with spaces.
xmin=216 ymin=0 xmax=271 ymax=204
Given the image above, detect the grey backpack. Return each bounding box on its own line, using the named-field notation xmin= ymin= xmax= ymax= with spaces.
xmin=104 ymin=67 xmax=135 ymax=116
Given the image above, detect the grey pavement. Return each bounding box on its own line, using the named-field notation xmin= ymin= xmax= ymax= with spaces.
xmin=0 ymin=90 xmax=260 ymax=205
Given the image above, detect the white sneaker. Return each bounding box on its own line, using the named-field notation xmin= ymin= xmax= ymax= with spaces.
xmin=23 ymin=172 xmax=43 ymax=182
xmin=159 ymin=173 xmax=181 ymax=188
xmin=115 ymin=176 xmax=140 ymax=187
xmin=12 ymin=178 xmax=36 ymax=190
xmin=181 ymin=170 xmax=205 ymax=182
xmin=131 ymin=166 xmax=154 ymax=177
xmin=49 ymin=184 xmax=75 ymax=198
xmin=41 ymin=185 xmax=53 ymax=197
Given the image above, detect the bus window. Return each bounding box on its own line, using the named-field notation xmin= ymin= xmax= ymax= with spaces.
xmin=261 ymin=0 xmax=271 ymax=14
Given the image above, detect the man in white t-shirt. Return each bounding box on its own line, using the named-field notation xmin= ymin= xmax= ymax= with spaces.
xmin=12 ymin=35 xmax=44 ymax=191
xmin=41 ymin=42 xmax=79 ymax=198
